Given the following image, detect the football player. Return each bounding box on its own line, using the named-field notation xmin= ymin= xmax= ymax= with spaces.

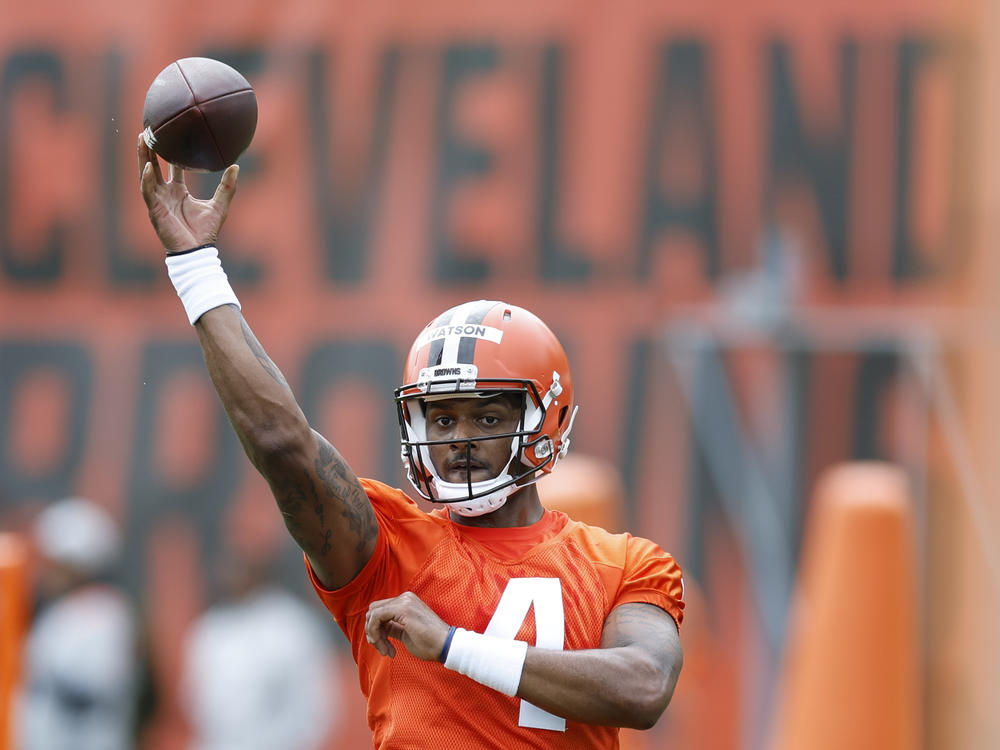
xmin=138 ymin=136 xmax=684 ymax=749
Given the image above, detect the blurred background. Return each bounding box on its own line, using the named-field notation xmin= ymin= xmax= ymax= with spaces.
xmin=1 ymin=0 xmax=998 ymax=748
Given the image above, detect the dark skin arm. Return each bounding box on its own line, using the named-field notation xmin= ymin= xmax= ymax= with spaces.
xmin=137 ymin=135 xmax=377 ymax=588
xmin=365 ymin=595 xmax=683 ymax=729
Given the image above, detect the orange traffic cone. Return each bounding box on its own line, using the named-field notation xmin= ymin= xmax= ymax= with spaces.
xmin=0 ymin=534 xmax=28 ymax=750
xmin=538 ymin=453 xmax=627 ymax=532
xmin=768 ymin=462 xmax=920 ymax=750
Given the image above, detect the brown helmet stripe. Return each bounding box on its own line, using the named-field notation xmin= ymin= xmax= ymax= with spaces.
xmin=455 ymin=302 xmax=496 ymax=364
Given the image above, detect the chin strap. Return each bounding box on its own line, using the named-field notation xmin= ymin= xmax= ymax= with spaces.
xmin=433 ymin=466 xmax=518 ymax=517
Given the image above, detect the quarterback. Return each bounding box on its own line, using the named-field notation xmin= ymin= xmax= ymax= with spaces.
xmin=137 ymin=136 xmax=684 ymax=749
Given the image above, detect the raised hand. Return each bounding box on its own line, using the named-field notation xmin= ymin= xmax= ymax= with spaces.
xmin=137 ymin=133 xmax=239 ymax=255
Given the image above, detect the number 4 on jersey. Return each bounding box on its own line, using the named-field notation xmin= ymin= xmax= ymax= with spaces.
xmin=484 ymin=577 xmax=566 ymax=732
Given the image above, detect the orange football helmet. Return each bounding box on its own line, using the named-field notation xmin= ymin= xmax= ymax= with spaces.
xmin=395 ymin=300 xmax=578 ymax=516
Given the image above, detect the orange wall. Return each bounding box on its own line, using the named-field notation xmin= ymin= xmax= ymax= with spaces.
xmin=0 ymin=0 xmax=990 ymax=747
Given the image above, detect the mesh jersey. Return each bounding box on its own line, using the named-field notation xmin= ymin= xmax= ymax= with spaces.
xmin=307 ymin=479 xmax=684 ymax=750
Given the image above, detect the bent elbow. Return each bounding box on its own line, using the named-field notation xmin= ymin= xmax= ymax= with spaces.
xmin=630 ymin=714 xmax=661 ymax=732
xmin=627 ymin=661 xmax=682 ymax=730
xmin=628 ymin=689 xmax=671 ymax=730
xmin=629 ymin=693 xmax=669 ymax=731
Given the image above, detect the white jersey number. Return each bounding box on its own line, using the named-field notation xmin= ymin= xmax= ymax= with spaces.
xmin=484 ymin=577 xmax=567 ymax=732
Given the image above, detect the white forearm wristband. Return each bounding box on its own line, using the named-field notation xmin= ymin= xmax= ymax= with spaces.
xmin=165 ymin=246 xmax=241 ymax=325
xmin=443 ymin=628 xmax=528 ymax=697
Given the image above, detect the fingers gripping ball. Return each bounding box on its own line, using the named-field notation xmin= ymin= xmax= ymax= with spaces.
xmin=142 ymin=57 xmax=257 ymax=173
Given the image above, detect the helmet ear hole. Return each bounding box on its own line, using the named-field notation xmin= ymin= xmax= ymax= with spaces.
xmin=558 ymin=405 xmax=569 ymax=427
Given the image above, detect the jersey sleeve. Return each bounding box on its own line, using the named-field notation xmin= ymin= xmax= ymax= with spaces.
xmin=616 ymin=535 xmax=685 ymax=627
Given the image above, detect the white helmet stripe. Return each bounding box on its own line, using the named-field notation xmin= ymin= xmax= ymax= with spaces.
xmin=426 ymin=300 xmax=497 ymax=367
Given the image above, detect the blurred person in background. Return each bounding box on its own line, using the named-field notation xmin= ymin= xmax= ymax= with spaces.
xmin=137 ymin=138 xmax=683 ymax=748
xmin=17 ymin=497 xmax=144 ymax=750
xmin=181 ymin=544 xmax=338 ymax=750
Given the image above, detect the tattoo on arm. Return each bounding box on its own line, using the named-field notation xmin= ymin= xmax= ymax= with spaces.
xmin=271 ymin=469 xmax=324 ymax=549
xmin=269 ymin=457 xmax=339 ymax=552
xmin=239 ymin=314 xmax=290 ymax=388
xmin=314 ymin=440 xmax=378 ymax=553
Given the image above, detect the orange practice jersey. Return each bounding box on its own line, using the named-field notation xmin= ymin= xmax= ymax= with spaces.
xmin=307 ymin=479 xmax=684 ymax=750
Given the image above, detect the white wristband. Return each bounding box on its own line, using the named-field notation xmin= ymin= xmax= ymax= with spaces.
xmin=443 ymin=628 xmax=528 ymax=697
xmin=165 ymin=246 xmax=241 ymax=325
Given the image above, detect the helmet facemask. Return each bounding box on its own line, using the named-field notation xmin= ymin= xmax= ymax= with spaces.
xmin=395 ymin=375 xmax=560 ymax=517
xmin=396 ymin=300 xmax=578 ymax=516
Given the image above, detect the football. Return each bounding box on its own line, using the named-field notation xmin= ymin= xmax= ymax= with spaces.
xmin=142 ymin=57 xmax=257 ymax=172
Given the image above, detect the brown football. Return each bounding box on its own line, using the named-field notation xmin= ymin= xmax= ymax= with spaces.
xmin=142 ymin=57 xmax=257 ymax=172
